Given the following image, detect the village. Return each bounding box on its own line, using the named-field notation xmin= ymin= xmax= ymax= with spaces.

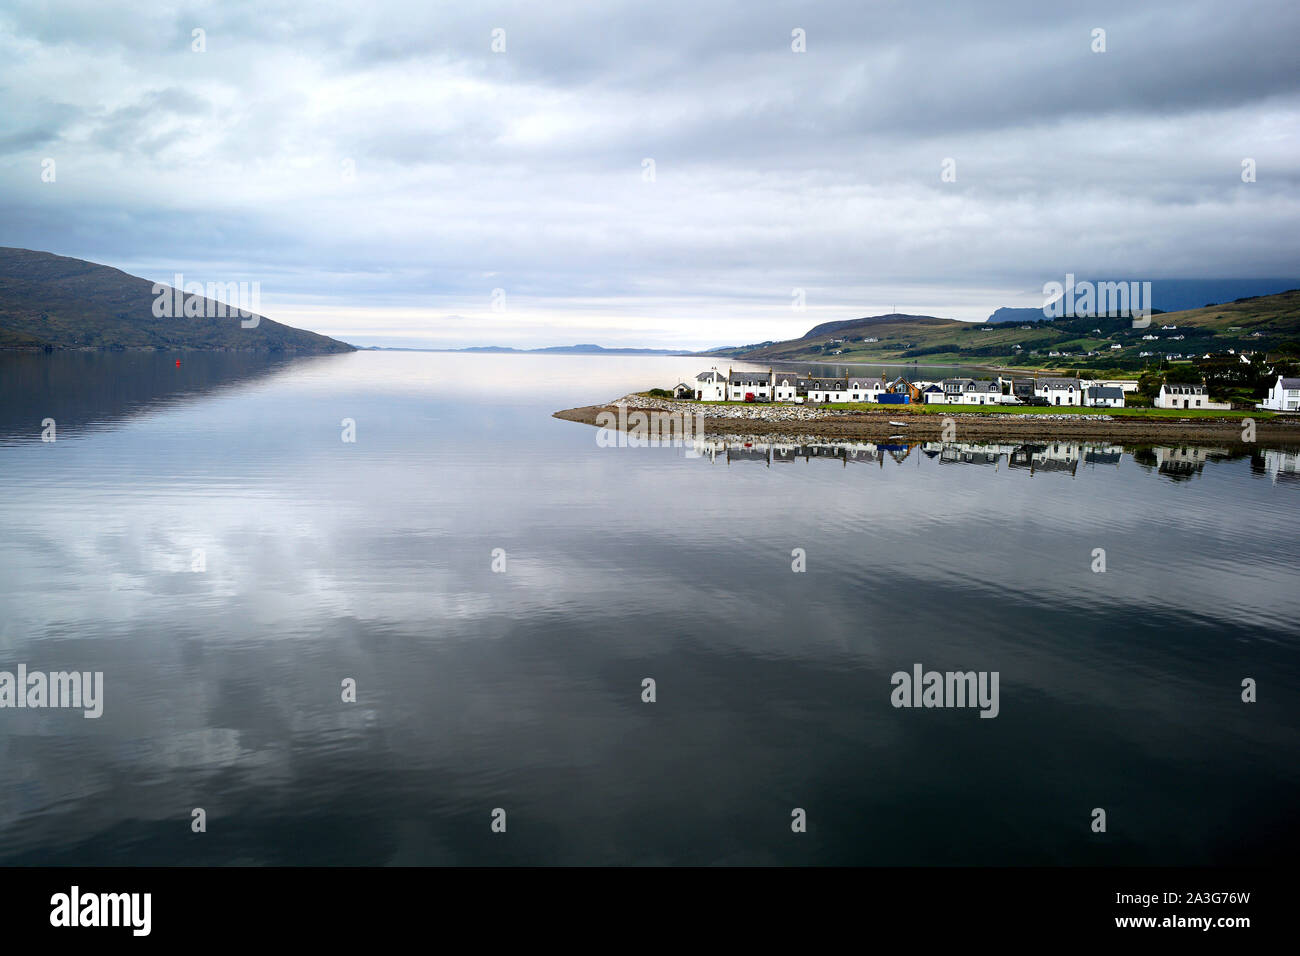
xmin=675 ymin=368 xmax=1291 ymax=412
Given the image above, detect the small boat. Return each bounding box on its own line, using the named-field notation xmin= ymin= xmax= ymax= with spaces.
xmin=888 ymin=421 xmax=907 ymax=427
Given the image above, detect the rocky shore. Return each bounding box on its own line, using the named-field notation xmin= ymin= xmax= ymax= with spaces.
xmin=553 ymin=395 xmax=1300 ymax=446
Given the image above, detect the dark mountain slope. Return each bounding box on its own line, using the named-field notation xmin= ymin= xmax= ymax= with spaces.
xmin=0 ymin=248 xmax=353 ymax=351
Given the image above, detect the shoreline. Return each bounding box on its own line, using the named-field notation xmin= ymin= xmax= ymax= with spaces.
xmin=554 ymin=398 xmax=1300 ymax=447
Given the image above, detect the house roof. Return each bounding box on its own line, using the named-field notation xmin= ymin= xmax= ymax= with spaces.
xmin=729 ymin=371 xmax=772 ymax=385
xmin=1279 ymin=377 xmax=1300 ymax=388
xmin=1161 ymin=383 xmax=1206 ymax=393
xmin=695 ymin=371 xmax=723 ymax=381
xmin=944 ymin=378 xmax=997 ymax=391
xmin=1087 ymin=386 xmax=1124 ymax=399
xmin=848 ymin=377 xmax=884 ymax=389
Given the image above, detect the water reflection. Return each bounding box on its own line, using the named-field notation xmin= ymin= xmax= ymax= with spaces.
xmin=2 ymin=351 xmax=1297 ymax=866
xmin=681 ymin=438 xmax=1288 ymax=483
xmin=0 ymin=351 xmax=345 ymax=443
xmin=1252 ymin=447 xmax=1300 ymax=484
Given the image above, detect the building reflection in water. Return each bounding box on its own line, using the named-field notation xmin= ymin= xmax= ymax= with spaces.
xmin=679 ymin=438 xmax=1279 ymax=483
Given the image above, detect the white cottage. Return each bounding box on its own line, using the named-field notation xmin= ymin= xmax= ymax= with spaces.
xmin=803 ymin=377 xmax=850 ymax=403
xmin=941 ymin=379 xmax=1002 ymax=405
xmin=847 ymin=376 xmax=886 ymax=402
xmin=1035 ymin=378 xmax=1082 ymax=406
xmin=694 ymin=369 xmax=727 ymax=402
xmin=967 ymin=380 xmax=1003 ymax=405
xmin=772 ymin=372 xmax=801 ymax=402
xmin=1085 ymin=385 xmax=1126 ymax=408
xmin=1260 ymin=375 xmax=1300 ymax=412
xmin=728 ymin=369 xmax=773 ymax=401
xmin=1155 ymin=383 xmax=1230 ymax=411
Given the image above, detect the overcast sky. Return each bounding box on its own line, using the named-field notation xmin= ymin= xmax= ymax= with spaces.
xmin=2 ymin=0 xmax=1298 ymax=348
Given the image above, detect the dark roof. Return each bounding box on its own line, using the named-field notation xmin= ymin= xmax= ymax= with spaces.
xmin=729 ymin=371 xmax=772 ymax=385
xmin=1087 ymin=386 xmax=1124 ymax=399
xmin=1279 ymin=377 xmax=1300 ymax=388
xmin=1085 ymin=450 xmax=1122 ymax=464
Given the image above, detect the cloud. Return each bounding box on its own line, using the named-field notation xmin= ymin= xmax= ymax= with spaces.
xmin=0 ymin=0 xmax=1297 ymax=347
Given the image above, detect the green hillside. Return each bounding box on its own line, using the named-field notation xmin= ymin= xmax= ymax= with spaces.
xmin=0 ymin=248 xmax=354 ymax=352
xmin=714 ymin=291 xmax=1300 ymax=374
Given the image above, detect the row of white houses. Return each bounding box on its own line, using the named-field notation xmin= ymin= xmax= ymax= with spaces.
xmin=688 ymin=369 xmax=890 ymax=403
xmin=684 ymin=370 xmax=1143 ymax=408
xmin=680 ymin=368 xmax=1285 ymax=411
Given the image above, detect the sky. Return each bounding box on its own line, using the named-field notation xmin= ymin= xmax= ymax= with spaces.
xmin=1 ymin=0 xmax=1298 ymax=349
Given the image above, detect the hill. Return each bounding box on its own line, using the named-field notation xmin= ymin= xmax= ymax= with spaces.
xmin=716 ymin=291 xmax=1300 ymax=372
xmin=707 ymin=313 xmax=961 ymax=362
xmin=0 ymin=248 xmax=354 ymax=352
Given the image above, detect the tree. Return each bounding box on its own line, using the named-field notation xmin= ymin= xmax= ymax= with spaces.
xmin=1163 ymin=364 xmax=1203 ymax=385
xmin=1137 ymin=369 xmax=1163 ymax=399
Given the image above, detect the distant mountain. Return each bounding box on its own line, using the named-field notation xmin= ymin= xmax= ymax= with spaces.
xmin=0 ymin=248 xmax=354 ymax=352
xmin=802 ymin=313 xmax=952 ymax=338
xmin=708 ymin=313 xmax=958 ymax=361
xmin=987 ymin=278 xmax=1300 ymax=323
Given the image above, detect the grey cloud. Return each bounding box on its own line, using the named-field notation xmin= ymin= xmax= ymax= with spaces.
xmin=0 ymin=0 xmax=1297 ymax=344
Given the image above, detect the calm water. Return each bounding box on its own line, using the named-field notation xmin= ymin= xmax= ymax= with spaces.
xmin=0 ymin=351 xmax=1296 ymax=865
